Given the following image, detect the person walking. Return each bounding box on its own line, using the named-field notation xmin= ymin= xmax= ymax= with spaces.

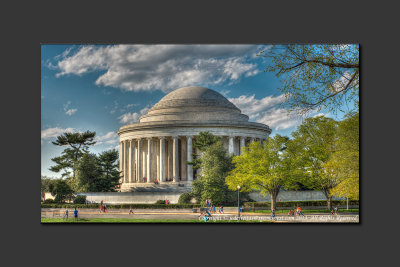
xmin=129 ymin=206 xmax=134 ymax=214
xmin=73 ymin=208 xmax=78 ymax=221
xmin=100 ymin=203 xmax=103 ymax=213
xmin=219 ymin=206 xmax=224 ymax=214
xmin=334 ymin=206 xmax=338 ymax=215
xmin=63 ymin=208 xmax=69 ymax=220
xmin=271 ymin=208 xmax=277 ymax=221
xmin=104 ymin=204 xmax=107 ymax=213
xmin=297 ymin=206 xmax=305 ymax=217
xmin=212 ymin=205 xmax=216 ymax=213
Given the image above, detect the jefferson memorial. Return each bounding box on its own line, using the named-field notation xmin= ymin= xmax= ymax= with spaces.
xmin=117 ymin=86 xmax=271 ymax=192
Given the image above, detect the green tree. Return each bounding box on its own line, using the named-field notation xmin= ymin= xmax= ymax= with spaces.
xmin=226 ymin=135 xmax=293 ymax=210
xmin=49 ymin=179 xmax=74 ymax=203
xmin=258 ymin=44 xmax=359 ymax=115
xmin=76 ymin=150 xmax=120 ymax=192
xmin=291 ymin=116 xmax=339 ymax=210
xmin=192 ymin=141 xmax=236 ymax=205
xmin=41 ymin=176 xmax=57 ymax=200
xmin=97 ymin=149 xmax=121 ymax=191
xmin=50 ymin=130 xmax=96 ymax=180
xmin=76 ymin=153 xmax=101 ymax=192
xmin=188 ymin=131 xmax=220 ymax=172
xmin=330 ymin=112 xmax=359 ymax=200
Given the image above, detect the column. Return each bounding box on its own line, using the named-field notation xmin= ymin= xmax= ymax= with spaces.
xmin=159 ymin=137 xmax=166 ymax=183
xmin=172 ymin=136 xmax=179 ymax=182
xmin=124 ymin=140 xmax=129 ymax=183
xmin=119 ymin=141 xmax=124 ymax=182
xmin=228 ymin=136 xmax=234 ymax=154
xmin=129 ymin=140 xmax=136 ymax=183
xmin=147 ymin=138 xmax=152 ymax=183
xmin=240 ymin=137 xmax=246 ymax=155
xmin=137 ymin=139 xmax=142 ymax=182
xmin=187 ymin=136 xmax=193 ymax=182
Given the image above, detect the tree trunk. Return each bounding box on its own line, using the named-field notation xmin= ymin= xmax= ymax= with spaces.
xmin=327 ymin=196 xmax=333 ymax=211
xmin=270 ymin=190 xmax=279 ymax=211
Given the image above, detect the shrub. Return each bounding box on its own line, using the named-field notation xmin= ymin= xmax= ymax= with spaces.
xmin=155 ymin=200 xmax=166 ymax=204
xmin=178 ymin=193 xmax=193 ymax=204
xmin=43 ymin=199 xmax=55 ymax=204
xmin=73 ymin=195 xmax=87 ymax=204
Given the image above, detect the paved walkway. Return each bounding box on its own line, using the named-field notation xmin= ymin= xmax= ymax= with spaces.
xmin=41 ymin=208 xmax=359 ymax=223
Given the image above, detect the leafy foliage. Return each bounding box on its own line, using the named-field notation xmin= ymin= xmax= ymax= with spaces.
xmin=49 ymin=179 xmax=74 ymax=203
xmin=226 ymin=135 xmax=294 ymax=210
xmin=188 ymin=131 xmax=221 ymax=171
xmin=289 ymin=116 xmax=340 ymax=209
xmin=73 ymin=195 xmax=87 ymax=204
xmin=178 ymin=193 xmax=194 ymax=204
xmin=75 ymin=150 xmax=120 ymax=192
xmin=192 ymin=140 xmax=237 ymax=205
xmin=50 ymin=130 xmax=96 ymax=180
xmin=330 ymin=112 xmax=359 ymax=199
xmin=258 ymin=44 xmax=359 ymax=115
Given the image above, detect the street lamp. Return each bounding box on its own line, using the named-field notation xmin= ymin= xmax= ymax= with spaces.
xmin=237 ymin=185 xmax=241 ymax=220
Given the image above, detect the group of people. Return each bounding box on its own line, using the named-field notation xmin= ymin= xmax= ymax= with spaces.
xmin=199 ymin=199 xmax=225 ymax=221
xmin=63 ymin=207 xmax=79 ymax=221
xmin=287 ymin=206 xmax=305 ymax=217
xmin=99 ymin=200 xmax=108 ymax=213
xmin=330 ymin=207 xmax=339 ymax=215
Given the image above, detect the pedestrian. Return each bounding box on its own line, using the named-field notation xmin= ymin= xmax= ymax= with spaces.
xmin=100 ymin=203 xmax=103 ymax=213
xmin=205 ymin=207 xmax=212 ymax=217
xmin=219 ymin=206 xmax=224 ymax=214
xmin=212 ymin=205 xmax=216 ymax=213
xmin=63 ymin=208 xmax=69 ymax=220
xmin=297 ymin=206 xmax=305 ymax=217
xmin=271 ymin=208 xmax=276 ymax=221
xmin=104 ymin=204 xmax=107 ymax=213
xmin=334 ymin=206 xmax=338 ymax=215
xmin=73 ymin=208 xmax=78 ymax=221
xmin=129 ymin=206 xmax=134 ymax=214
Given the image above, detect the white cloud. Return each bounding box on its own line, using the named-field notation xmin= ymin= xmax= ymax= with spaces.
xmin=41 ymin=127 xmax=76 ymax=143
xmin=53 ymin=44 xmax=265 ymax=92
xmin=229 ymin=94 xmax=306 ymax=130
xmin=65 ymin=108 xmax=77 ymax=116
xmin=63 ymin=101 xmax=77 ymax=116
xmin=118 ymin=107 xmax=150 ymax=124
xmin=95 ymin=131 xmax=119 ymax=146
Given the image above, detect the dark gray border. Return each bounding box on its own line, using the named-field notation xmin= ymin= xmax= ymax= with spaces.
xmin=2 ymin=0 xmax=398 ymax=265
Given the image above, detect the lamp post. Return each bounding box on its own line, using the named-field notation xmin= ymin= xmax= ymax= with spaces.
xmin=237 ymin=185 xmax=241 ymax=220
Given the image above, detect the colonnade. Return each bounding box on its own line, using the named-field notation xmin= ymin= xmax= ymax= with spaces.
xmin=119 ymin=136 xmax=265 ymax=184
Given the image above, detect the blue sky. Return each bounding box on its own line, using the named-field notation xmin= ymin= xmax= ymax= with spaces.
xmin=41 ymin=44 xmax=355 ymax=178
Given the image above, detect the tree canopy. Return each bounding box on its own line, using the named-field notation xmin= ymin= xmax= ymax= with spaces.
xmin=258 ymin=44 xmax=359 ymax=115
xmin=290 ymin=115 xmax=339 ymax=209
xmin=50 ymin=130 xmax=96 ymax=180
xmin=226 ymin=135 xmax=293 ymax=210
xmin=192 ymin=140 xmax=237 ymax=205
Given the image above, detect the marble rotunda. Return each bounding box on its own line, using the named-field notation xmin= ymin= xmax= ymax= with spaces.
xmin=117 ymin=86 xmax=271 ymax=192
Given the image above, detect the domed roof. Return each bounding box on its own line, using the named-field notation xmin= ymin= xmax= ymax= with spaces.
xmin=140 ymin=86 xmax=249 ymax=123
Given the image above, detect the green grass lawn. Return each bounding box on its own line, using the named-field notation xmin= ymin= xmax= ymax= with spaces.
xmin=243 ymin=208 xmax=359 ymax=214
xmin=41 ymin=218 xmax=272 ymax=223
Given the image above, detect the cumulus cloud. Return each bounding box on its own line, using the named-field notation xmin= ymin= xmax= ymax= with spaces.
xmin=229 ymin=94 xmax=306 ymax=130
xmin=41 ymin=127 xmax=76 ymax=144
xmin=95 ymin=131 xmax=119 ymax=146
xmin=53 ymin=44 xmax=266 ymax=92
xmin=118 ymin=107 xmax=150 ymax=124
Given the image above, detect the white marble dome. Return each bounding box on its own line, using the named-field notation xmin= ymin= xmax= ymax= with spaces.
xmin=140 ymin=86 xmax=249 ymax=123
